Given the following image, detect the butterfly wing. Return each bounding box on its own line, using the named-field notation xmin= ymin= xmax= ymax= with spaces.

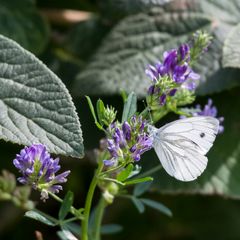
xmin=152 ymin=116 xmax=219 ymax=181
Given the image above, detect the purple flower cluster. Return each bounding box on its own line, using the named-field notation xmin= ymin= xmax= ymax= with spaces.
xmin=145 ymin=43 xmax=200 ymax=106
xmin=13 ymin=144 xmax=70 ymax=200
xmin=181 ymin=99 xmax=224 ymax=134
xmin=103 ymin=116 xmax=153 ymax=166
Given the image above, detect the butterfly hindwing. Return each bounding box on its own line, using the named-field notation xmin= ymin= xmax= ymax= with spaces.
xmin=152 ymin=116 xmax=219 ymax=181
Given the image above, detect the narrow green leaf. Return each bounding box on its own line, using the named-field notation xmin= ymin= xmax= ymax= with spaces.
xmin=131 ymin=196 xmax=145 ymax=214
xmin=58 ymin=191 xmax=74 ymax=221
xmin=121 ymin=92 xmax=137 ymax=122
xmin=96 ymin=99 xmax=105 ymax=125
xmin=120 ymin=90 xmax=128 ymax=103
xmin=86 ymin=96 xmax=103 ymax=130
xmin=0 ymin=35 xmax=84 ymax=158
xmin=133 ymin=181 xmax=152 ymax=197
xmin=117 ymin=164 xmax=133 ymax=182
xmin=25 ymin=210 xmax=58 ymax=226
xmin=124 ymin=177 xmax=153 ymax=185
xmin=140 ymin=198 xmax=172 ymax=217
xmin=101 ymin=224 xmax=123 ymax=235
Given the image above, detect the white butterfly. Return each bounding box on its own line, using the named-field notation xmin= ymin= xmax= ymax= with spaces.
xmin=149 ymin=116 xmax=219 ymax=182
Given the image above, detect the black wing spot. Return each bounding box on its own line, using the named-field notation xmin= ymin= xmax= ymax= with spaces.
xmin=200 ymin=133 xmax=205 ymax=138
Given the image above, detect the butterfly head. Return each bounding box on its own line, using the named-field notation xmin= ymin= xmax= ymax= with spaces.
xmin=147 ymin=124 xmax=158 ymax=139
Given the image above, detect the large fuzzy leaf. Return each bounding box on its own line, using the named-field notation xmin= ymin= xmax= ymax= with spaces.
xmin=0 ymin=0 xmax=49 ymax=54
xmin=74 ymin=0 xmax=240 ymax=97
xmin=0 ymin=35 xmax=84 ymax=158
xmin=222 ymin=23 xmax=240 ymax=69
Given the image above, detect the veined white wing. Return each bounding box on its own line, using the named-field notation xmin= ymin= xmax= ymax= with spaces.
xmin=150 ymin=116 xmax=219 ymax=181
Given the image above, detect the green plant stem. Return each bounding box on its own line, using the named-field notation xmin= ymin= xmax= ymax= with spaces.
xmin=91 ymin=197 xmax=107 ymax=240
xmin=81 ymin=161 xmax=104 ymax=240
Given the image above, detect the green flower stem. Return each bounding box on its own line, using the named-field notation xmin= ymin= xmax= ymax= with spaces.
xmin=81 ymin=161 xmax=104 ymax=240
xmin=48 ymin=192 xmax=83 ymax=219
xmin=91 ymin=196 xmax=107 ymax=240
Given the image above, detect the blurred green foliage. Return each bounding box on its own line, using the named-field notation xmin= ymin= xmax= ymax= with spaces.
xmin=0 ymin=0 xmax=240 ymax=239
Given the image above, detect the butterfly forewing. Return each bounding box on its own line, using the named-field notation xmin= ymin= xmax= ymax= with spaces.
xmin=152 ymin=116 xmax=219 ymax=181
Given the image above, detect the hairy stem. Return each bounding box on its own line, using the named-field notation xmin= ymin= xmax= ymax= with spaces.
xmin=81 ymin=162 xmax=104 ymax=240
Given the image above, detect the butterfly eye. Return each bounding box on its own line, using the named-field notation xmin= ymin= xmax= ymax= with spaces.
xmin=200 ymin=133 xmax=205 ymax=138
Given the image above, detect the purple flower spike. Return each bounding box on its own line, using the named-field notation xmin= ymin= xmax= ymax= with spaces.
xmin=179 ymin=43 xmax=190 ymax=61
xmin=133 ymin=153 xmax=141 ymax=161
xmin=113 ymin=128 xmax=126 ymax=148
xmin=169 ymin=89 xmax=177 ymax=96
xmin=107 ymin=139 xmax=119 ymax=158
xmin=159 ymin=94 xmax=167 ymax=106
xmin=148 ymin=85 xmax=155 ymax=95
xmin=163 ymin=49 xmax=178 ymax=72
xmin=103 ymin=158 xmax=117 ymax=167
xmin=122 ymin=122 xmax=131 ymax=141
xmin=145 ymin=65 xmax=158 ymax=82
xmin=13 ymin=144 xmax=70 ymax=200
xmin=104 ymin=115 xmax=153 ymax=166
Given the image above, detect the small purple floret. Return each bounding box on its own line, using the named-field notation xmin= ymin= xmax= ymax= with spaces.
xmin=159 ymin=94 xmax=167 ymax=106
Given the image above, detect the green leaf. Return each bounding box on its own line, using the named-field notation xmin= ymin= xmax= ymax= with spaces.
xmin=63 ymin=222 xmax=80 ymax=236
xmin=58 ymin=191 xmax=74 ymax=221
xmin=25 ymin=210 xmax=58 ymax=226
xmin=133 ymin=181 xmax=152 ymax=197
xmin=57 ymin=226 xmax=78 ymax=240
xmin=0 ymin=35 xmax=84 ymax=158
xmin=86 ymin=96 xmax=103 ymax=130
xmin=0 ymin=0 xmax=49 ymax=54
xmin=117 ymin=164 xmax=134 ymax=182
xmin=222 ymin=23 xmax=240 ymax=68
xmin=124 ymin=176 xmax=153 ymax=185
xmin=121 ymin=92 xmax=137 ymax=122
xmin=74 ymin=0 xmax=240 ymax=97
xmin=96 ymin=99 xmax=105 ymax=125
xmin=140 ymin=198 xmax=172 ymax=217
xmin=150 ymin=88 xmax=240 ymax=198
xmin=101 ymin=224 xmax=123 ymax=235
xmin=131 ymin=196 xmax=145 ymax=213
